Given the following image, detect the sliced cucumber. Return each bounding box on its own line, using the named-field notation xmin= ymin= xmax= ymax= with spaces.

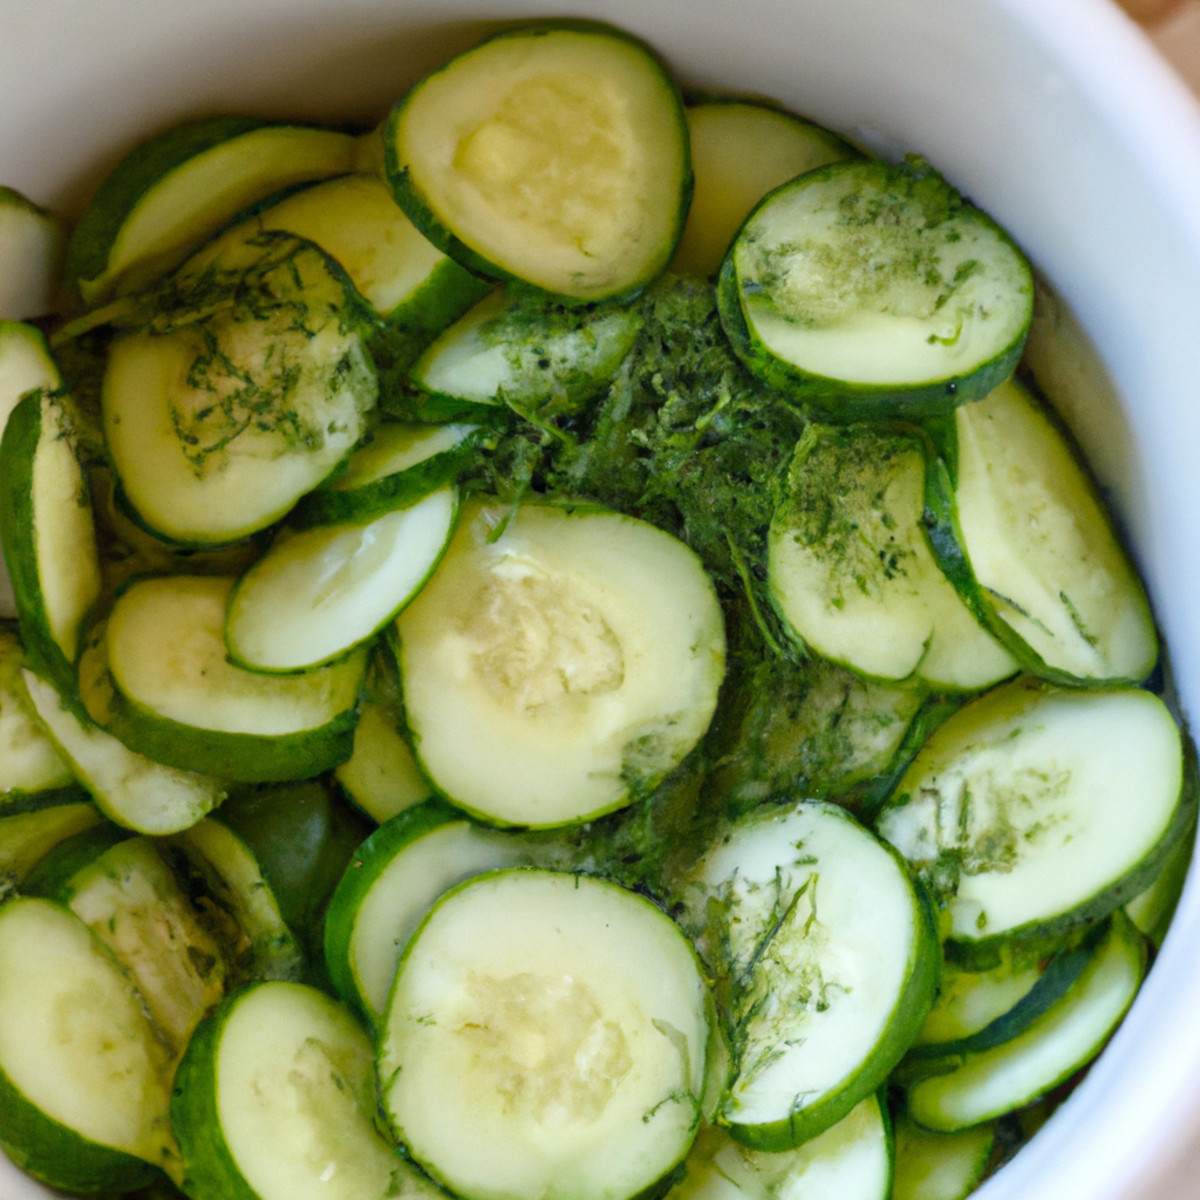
xmin=0 ymin=896 xmax=173 ymax=1193
xmin=323 ymin=799 xmax=535 ymax=1023
xmin=0 ymin=388 xmax=102 ymax=690
xmin=396 ymin=499 xmax=725 ymax=827
xmin=891 ymin=1112 xmax=994 ymax=1200
xmin=379 ymin=868 xmax=711 ymax=1200
xmin=0 ymin=802 xmax=102 ymax=894
xmin=717 ymin=159 xmax=1033 ymax=421
xmin=767 ymin=424 xmax=1017 ymax=689
xmin=40 ymin=834 xmax=227 ymax=1054
xmin=334 ymin=699 xmax=433 ymax=823
xmin=225 ymin=486 xmax=458 ymax=673
xmin=0 ymin=626 xmax=76 ymax=810
xmin=173 ymin=980 xmax=436 ymax=1200
xmin=671 ymin=101 xmax=857 ymax=279
xmin=668 ymin=1096 xmax=891 ymax=1200
xmin=923 ymin=377 xmax=1158 ymax=685
xmin=91 ymin=575 xmax=365 ymax=783
xmin=1125 ymin=804 xmax=1195 ymax=947
xmin=66 ymin=118 xmax=358 ymax=303
xmin=163 ymin=819 xmax=305 ymax=987
xmin=876 ymin=679 xmax=1188 ymax=957
xmin=101 ymin=231 xmax=377 ymax=546
xmin=22 ymin=668 xmax=227 ymax=835
xmin=292 ymin=421 xmax=481 ymax=528
xmin=409 ymin=286 xmax=643 ymax=418
xmin=384 ymin=22 xmax=690 ymax=301
xmin=905 ymin=913 xmax=1146 ymax=1131
xmin=0 ymin=187 xmax=64 ymax=320
xmin=251 ymin=172 xmax=490 ymax=373
xmin=678 ymin=800 xmax=938 ymax=1150
xmin=0 ymin=321 xmax=60 ymax=432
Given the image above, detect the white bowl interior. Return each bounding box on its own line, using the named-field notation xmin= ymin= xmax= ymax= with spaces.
xmin=3 ymin=2 xmax=1200 ymax=1198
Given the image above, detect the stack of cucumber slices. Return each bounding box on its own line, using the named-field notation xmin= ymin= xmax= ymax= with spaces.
xmin=0 ymin=17 xmax=1192 ymax=1200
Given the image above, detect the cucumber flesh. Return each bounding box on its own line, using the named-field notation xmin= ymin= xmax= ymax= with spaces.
xmin=225 ymin=486 xmax=458 ymax=673
xmin=668 ymin=1096 xmax=891 ymax=1200
xmin=876 ymin=679 xmax=1187 ymax=953
xmin=768 ymin=424 xmax=1017 ymax=689
xmin=173 ymin=981 xmax=436 ymax=1200
xmin=718 ymin=159 xmax=1033 ymax=421
xmin=0 ymin=188 xmax=64 ymax=320
xmin=672 ymin=101 xmax=856 ymax=279
xmin=334 ymin=700 xmax=433 ymax=823
xmin=905 ymin=914 xmax=1146 ymax=1130
xmin=679 ymin=800 xmax=938 ymax=1149
xmin=0 ymin=897 xmax=174 ymax=1190
xmin=379 ymin=868 xmax=711 ymax=1200
xmin=397 ymin=499 xmax=725 ymax=828
xmin=891 ymin=1112 xmax=994 ymax=1200
xmin=386 ymin=23 xmax=690 ymax=301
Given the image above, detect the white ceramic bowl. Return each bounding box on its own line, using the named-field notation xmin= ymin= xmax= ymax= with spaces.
xmin=3 ymin=2 xmax=1200 ymax=1198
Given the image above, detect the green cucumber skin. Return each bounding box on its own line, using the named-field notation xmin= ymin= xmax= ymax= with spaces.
xmin=724 ymin=849 xmax=941 ymax=1153
xmin=0 ymin=393 xmax=88 ymax=696
xmin=0 ymin=1063 xmax=161 ymax=1196
xmin=383 ymin=20 xmax=692 ymax=306
xmin=169 ymin=992 xmax=263 ymax=1200
xmin=0 ymin=785 xmax=92 ymax=819
xmin=921 ymin=396 xmax=1159 ymax=689
xmin=322 ymin=797 xmax=463 ymax=1021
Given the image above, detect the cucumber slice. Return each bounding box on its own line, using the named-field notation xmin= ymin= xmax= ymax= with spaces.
xmin=409 ymin=287 xmax=643 ymax=418
xmin=225 ymin=486 xmax=458 ymax=673
xmin=0 ymin=321 xmax=60 ymax=432
xmin=92 ymin=575 xmax=365 ymax=783
xmin=163 ymin=819 xmax=305 ymax=987
xmin=1125 ymin=802 xmax=1195 ymax=947
xmin=891 ymin=1112 xmax=994 ymax=1200
xmin=875 ymin=679 xmax=1189 ymax=956
xmin=924 ymin=377 xmax=1158 ymax=685
xmin=101 ymin=231 xmax=377 ymax=546
xmin=0 ymin=802 xmax=102 ymax=893
xmin=173 ymin=980 xmax=437 ymax=1200
xmin=379 ymin=868 xmax=711 ymax=1200
xmin=0 ymin=388 xmax=102 ymax=691
xmin=396 ymin=499 xmax=725 ymax=828
xmin=22 ymin=668 xmax=227 ymax=835
xmin=678 ymin=800 xmax=938 ymax=1150
xmin=65 ymin=118 xmax=358 ymax=303
xmin=767 ymin=424 xmax=1017 ymax=689
xmin=323 ymin=799 xmax=535 ymax=1023
xmin=43 ymin=835 xmax=228 ymax=1054
xmin=671 ymin=101 xmax=857 ymax=279
xmin=717 ymin=159 xmax=1033 ymax=421
xmin=905 ymin=913 xmax=1146 ymax=1130
xmin=668 ymin=1096 xmax=891 ymax=1200
xmin=251 ymin=172 xmax=490 ymax=373
xmin=334 ymin=700 xmax=433 ymax=823
xmin=292 ymin=421 xmax=481 ymax=528
xmin=0 ymin=897 xmax=173 ymax=1193
xmin=0 ymin=626 xmax=76 ymax=810
xmin=384 ymin=22 xmax=690 ymax=302
xmin=0 ymin=188 xmax=63 ymax=321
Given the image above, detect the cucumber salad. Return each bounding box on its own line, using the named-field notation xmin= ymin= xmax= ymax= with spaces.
xmin=0 ymin=18 xmax=1193 ymax=1200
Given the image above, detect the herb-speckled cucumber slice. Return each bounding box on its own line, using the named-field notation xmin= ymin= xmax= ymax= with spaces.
xmin=876 ymin=678 xmax=1189 ymax=959
xmin=678 ymin=800 xmax=938 ymax=1151
xmin=768 ymin=423 xmax=1017 ymax=689
xmin=668 ymin=1095 xmax=892 ymax=1200
xmin=396 ymin=498 xmax=725 ymax=828
xmin=717 ymin=159 xmax=1033 ymax=422
xmin=65 ymin=118 xmax=357 ymax=304
xmin=379 ymin=868 xmax=712 ymax=1200
xmin=89 ymin=575 xmax=365 ymax=783
xmin=384 ymin=22 xmax=691 ymax=302
xmin=324 ymin=799 xmax=535 ymax=1024
xmin=923 ymin=377 xmax=1158 ymax=685
xmin=671 ymin=100 xmax=857 ymax=279
xmin=173 ymin=981 xmax=437 ymax=1200
xmin=0 ymin=897 xmax=174 ymax=1193
xmin=905 ymin=913 xmax=1146 ymax=1131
